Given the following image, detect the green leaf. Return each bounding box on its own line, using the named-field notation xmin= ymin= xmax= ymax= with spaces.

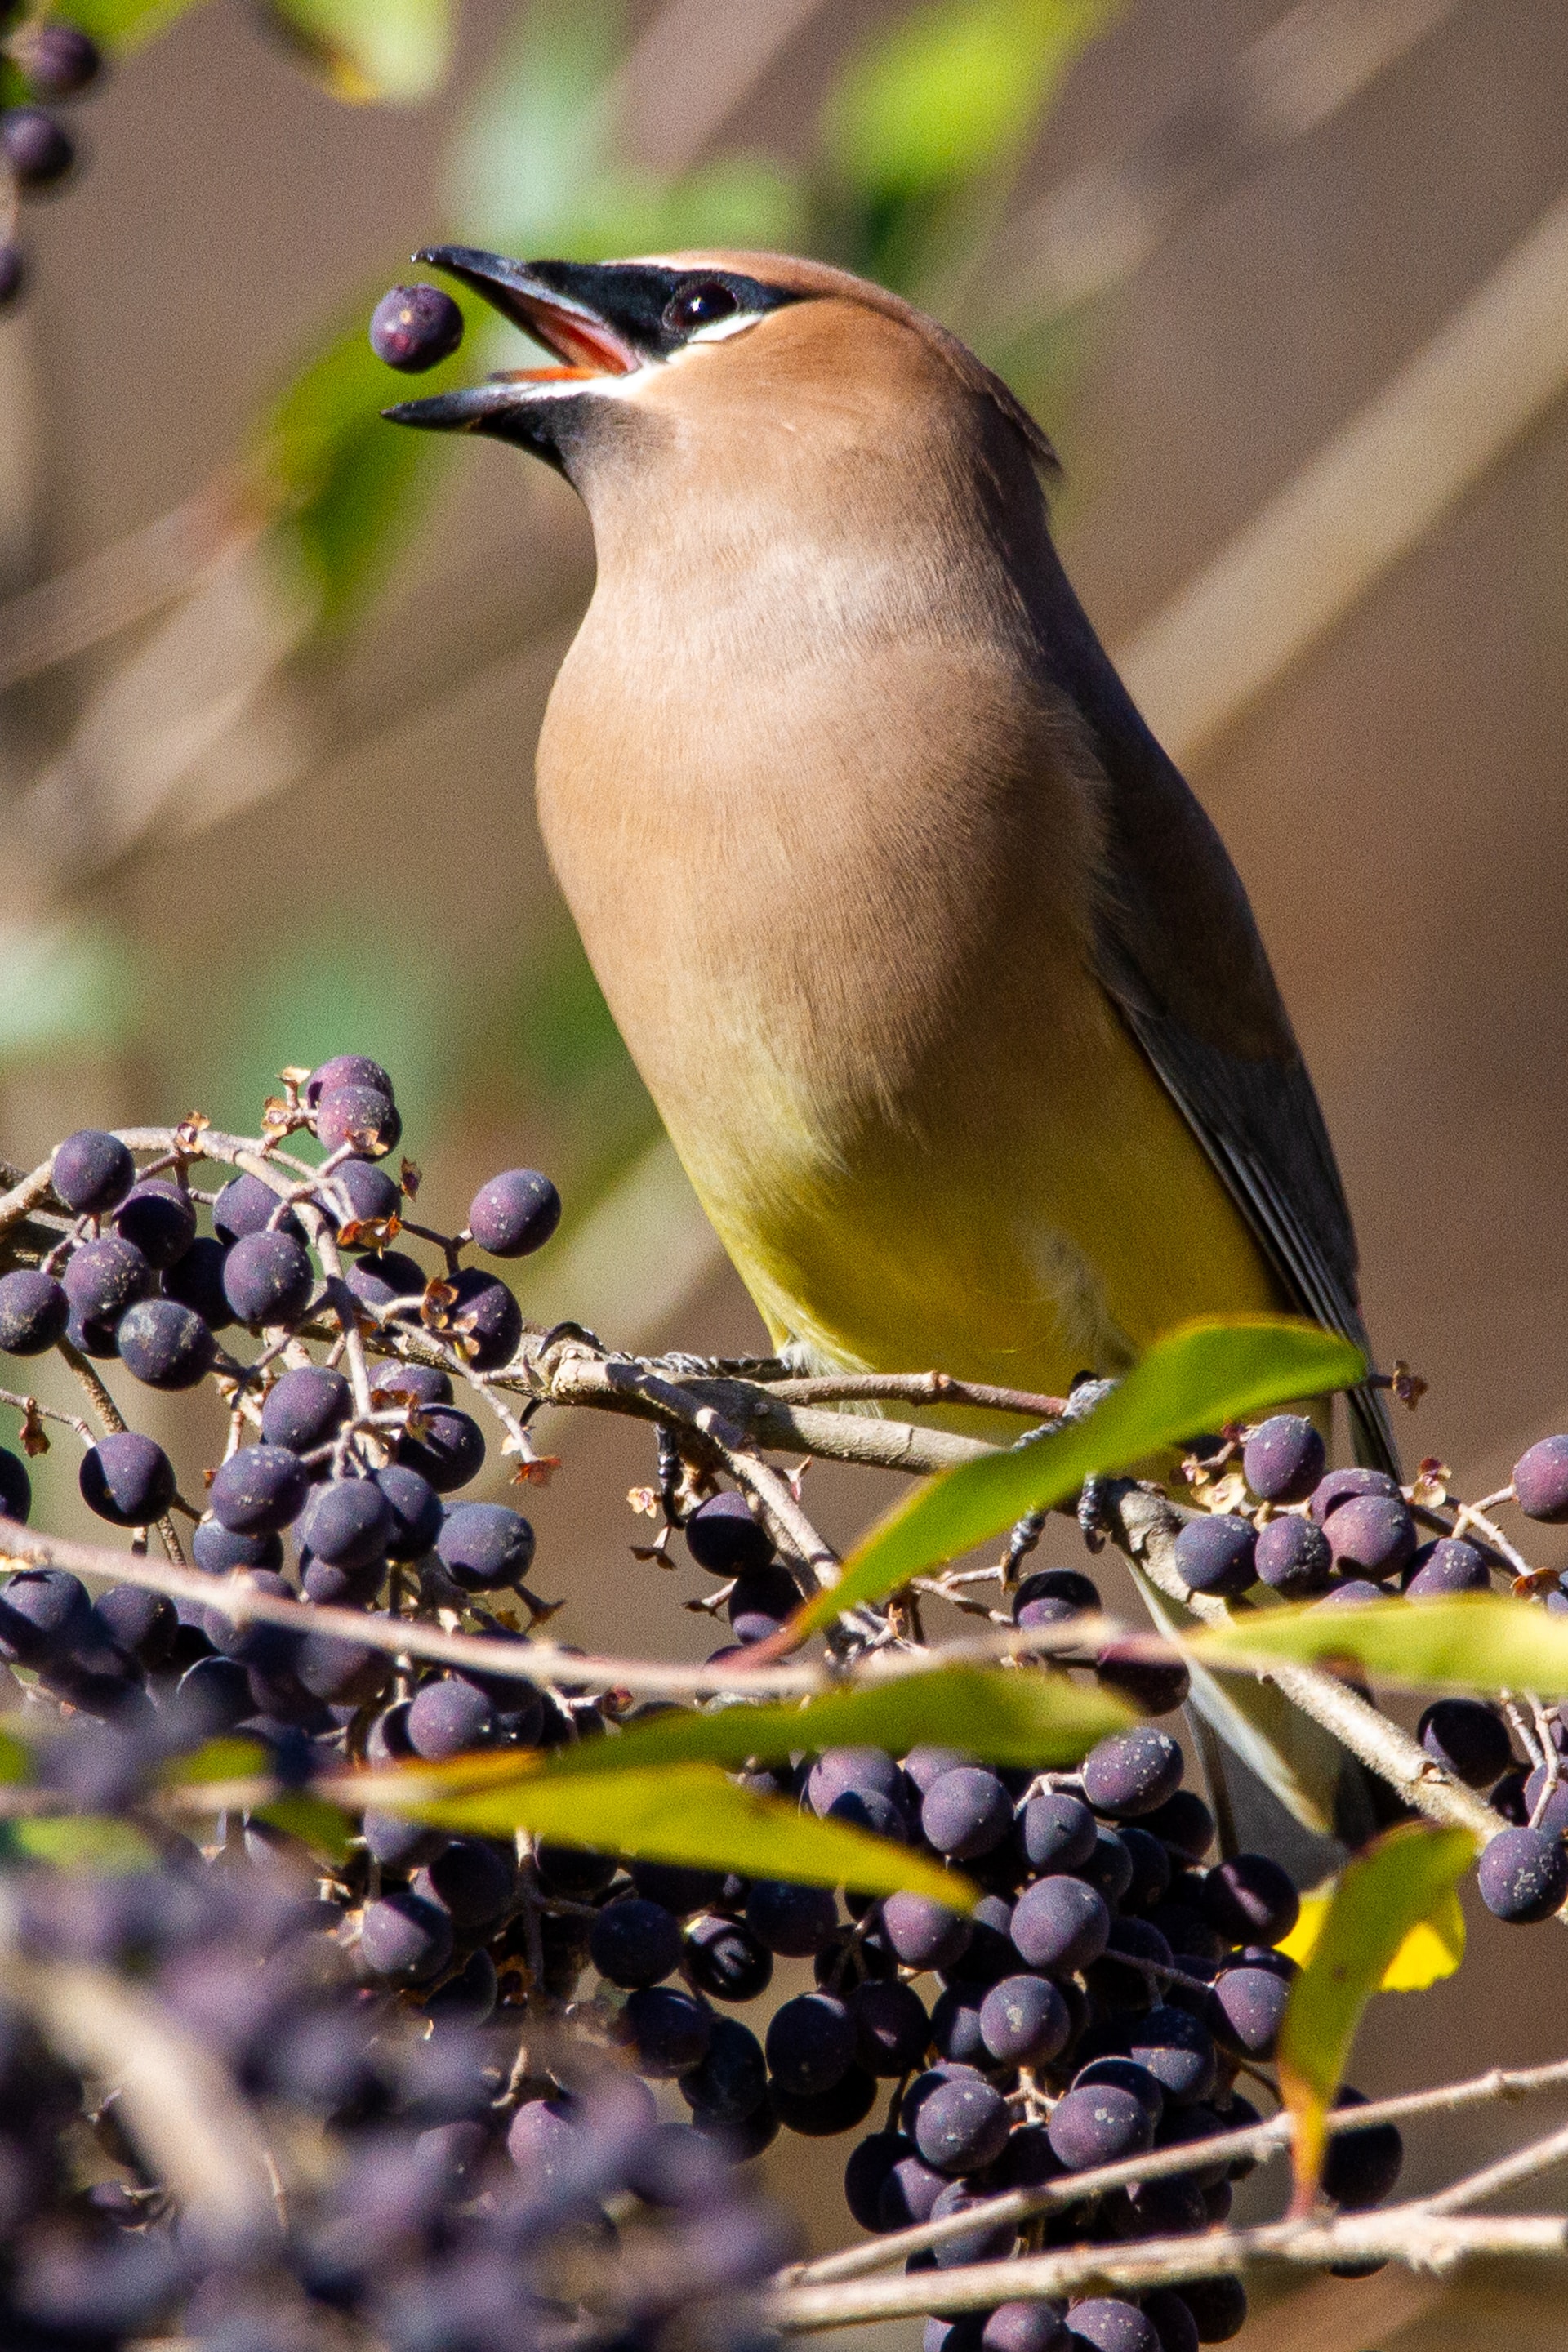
xmin=2 ymin=1816 xmax=158 ymax=1873
xmin=252 ymin=1793 xmax=356 ymax=1864
xmin=370 ymin=1758 xmax=973 ymax=1903
xmin=158 ymin=1737 xmax=270 ymax=1786
xmin=824 ymin=0 xmax=1120 ymax=203
xmin=1188 ymin=1591 xmax=1568 ymax=1698
xmin=68 ymin=0 xmax=207 ymax=51
xmin=1280 ymin=1876 xmax=1465 ymax=1993
xmin=0 ymin=1731 xmax=32 ymax=1785
xmin=535 ymin=1664 xmax=1130 ymax=1780
xmin=1277 ymin=1824 xmax=1477 ymax=2202
xmin=793 ymin=1317 xmax=1365 ymax=1636
xmin=257 ymin=0 xmax=452 ymax=103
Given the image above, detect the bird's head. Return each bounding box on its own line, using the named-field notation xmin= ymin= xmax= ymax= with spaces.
xmin=383 ymin=247 xmax=1057 ymax=501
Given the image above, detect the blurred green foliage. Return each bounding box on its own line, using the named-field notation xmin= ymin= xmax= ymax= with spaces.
xmin=258 ymin=0 xmax=452 ymax=103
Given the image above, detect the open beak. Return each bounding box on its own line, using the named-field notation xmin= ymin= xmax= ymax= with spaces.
xmin=383 ymin=247 xmax=643 ymax=436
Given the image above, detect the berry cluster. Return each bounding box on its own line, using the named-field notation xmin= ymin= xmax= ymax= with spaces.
xmin=0 ymin=7 xmax=103 ymax=309
xmin=1174 ymin=1413 xmax=1568 ymax=1929
xmin=0 ymin=1740 xmax=791 ymax=2352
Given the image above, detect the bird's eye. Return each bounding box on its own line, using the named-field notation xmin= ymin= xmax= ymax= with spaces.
xmin=663 ymin=278 xmax=740 ymax=337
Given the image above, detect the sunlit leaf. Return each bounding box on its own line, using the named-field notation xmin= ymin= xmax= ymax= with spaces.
xmin=0 ymin=1731 xmax=32 ymax=1785
xmin=1280 ymin=1878 xmax=1466 ymax=1991
xmin=825 ymin=0 xmax=1120 ymax=203
xmin=448 ymin=0 xmax=622 ymax=252
xmin=368 ymin=1757 xmax=973 ymax=1902
xmin=523 ymin=1665 xmax=1129 ymax=1780
xmin=1278 ymin=1824 xmax=1477 ymax=2203
xmin=1188 ymin=1592 xmax=1568 ymax=1698
xmin=256 ymin=0 xmax=452 ymax=103
xmin=3 ymin=1816 xmax=158 ymax=1873
xmin=69 ymin=0 xmax=207 ymax=50
xmin=792 ymin=1319 xmax=1364 ymax=1636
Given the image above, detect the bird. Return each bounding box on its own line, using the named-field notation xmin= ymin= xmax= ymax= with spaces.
xmin=388 ymin=247 xmax=1393 ymax=1474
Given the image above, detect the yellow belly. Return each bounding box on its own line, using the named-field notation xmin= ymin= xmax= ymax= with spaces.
xmin=669 ymin=1002 xmax=1285 ymax=1402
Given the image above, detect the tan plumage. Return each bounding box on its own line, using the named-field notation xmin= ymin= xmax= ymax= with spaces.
xmin=391 ymin=247 xmax=1392 ymax=1464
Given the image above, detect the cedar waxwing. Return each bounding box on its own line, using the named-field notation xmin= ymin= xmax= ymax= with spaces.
xmin=390 ymin=248 xmax=1393 ymax=1470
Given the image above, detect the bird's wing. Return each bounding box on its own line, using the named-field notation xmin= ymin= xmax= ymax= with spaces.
xmin=1046 ymin=564 xmax=1397 ymax=1474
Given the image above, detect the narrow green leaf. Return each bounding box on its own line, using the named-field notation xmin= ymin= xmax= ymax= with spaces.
xmin=252 ymin=1793 xmax=356 ymax=1864
xmin=1278 ymin=1824 xmax=1477 ymax=2202
xmin=258 ymin=0 xmax=452 ymax=103
xmin=793 ymin=1318 xmax=1364 ymax=1635
xmin=1189 ymin=1592 xmax=1568 ymax=1698
xmin=0 ymin=1731 xmax=33 ymax=1785
xmin=376 ymin=1758 xmax=974 ymax=1904
xmin=2 ymin=1816 xmax=158 ymax=1873
xmin=159 ymin=1737 xmax=270 ymax=1786
xmin=824 ymin=0 xmax=1120 ymax=203
xmin=534 ymin=1666 xmax=1130 ymax=1781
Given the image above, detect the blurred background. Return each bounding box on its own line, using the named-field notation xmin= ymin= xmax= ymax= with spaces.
xmin=2 ymin=0 xmax=1568 ymax=2341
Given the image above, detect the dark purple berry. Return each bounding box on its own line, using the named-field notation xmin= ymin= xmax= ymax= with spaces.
xmin=372 ymin=1356 xmax=451 ymax=1405
xmin=1013 ymin=1567 xmax=1099 ymax=1616
xmin=590 ymin=1896 xmax=683 ymax=1989
xmin=343 ymin=1249 xmax=426 ymax=1318
xmin=1200 ymin=1852 xmax=1298 ymax=1945
xmin=766 ymin=1991 xmax=855 ymax=2097
xmin=982 ymin=2305 xmax=1069 ymax=2352
xmin=468 ymin=1167 xmax=561 ymax=1257
xmin=979 ymin=1972 xmax=1068 ymax=2066
xmin=1174 ymin=1513 xmax=1256 ymax=1596
xmin=618 ymin=1984 xmax=714 ymax=2077
xmin=439 ymin=1267 xmax=522 ymax=1370
xmin=222 ymin=1229 xmax=314 ymax=1328
xmin=1513 ymin=1436 xmax=1568 ymax=1524
xmin=371 ymin=283 xmax=465 ymax=372
xmin=51 ymin=1129 xmax=133 ymax=1214
xmin=412 ymin=1838 xmax=514 ymax=1928
xmin=92 ymin=1584 xmax=176 ymax=1668
xmin=162 ymin=1238 xmax=234 ymax=1330
xmin=305 ymin=1055 xmax=394 ymax=1107
xmin=11 ymin=24 xmax=102 ymax=98
xmin=1477 ymin=1825 xmax=1568 ymax=1922
xmin=359 ymin=1893 xmax=453 ymax=1984
xmin=2 ymin=105 xmax=73 ymax=187
xmin=295 ymin=1631 xmax=390 ymax=1708
xmin=728 ymin=1562 xmax=800 ymax=1643
xmin=1081 ymin=1726 xmax=1183 ymax=1819
xmin=111 ymin=1179 xmax=195 ymax=1268
xmin=315 ymin=1085 xmax=400 ymax=1159
xmin=1242 ymin=1413 xmax=1326 ymax=1503
xmin=1208 ymin=1964 xmax=1290 ymax=2060
xmin=686 ymin=1490 xmax=774 ymax=1575
xmin=912 ymin=2074 xmax=1010 ymax=2175
xmin=114 ymin=1297 xmax=213 ymax=1389
xmin=746 ymin=1880 xmax=837 ymax=1958
xmin=405 ymin=1675 xmax=496 ymax=1762
xmin=921 ymin=1765 xmax=1013 ymax=1859
xmin=0 ymin=1269 xmax=68 ymax=1355
xmin=1018 ymin=1788 xmax=1098 ymax=1873
xmin=929 ymin=2177 xmax=1018 ymax=2266
xmin=880 ymin=1892 xmax=972 ymax=1972
xmin=371 ymin=1463 xmax=443 ymax=1561
xmin=1418 ymin=1698 xmax=1512 ymax=1788
xmin=1142 ymin=1789 xmax=1215 ymax=1863
xmin=323 ymin=1156 xmax=400 ymax=1238
xmin=1324 ymin=1493 xmax=1417 ymax=1581
xmin=1253 ymin=1512 xmax=1333 ymax=1597
xmin=1315 ymin=1576 xmax=1388 ymax=1606
xmin=684 ymin=1912 xmax=773 ymax=2002
xmin=1094 ymin=1637 xmax=1190 ymax=1717
xmin=79 ymin=1432 xmax=175 ymax=1527
xmin=851 ymin=1978 xmax=930 ymax=2076
xmin=435 ymin=1500 xmax=534 ymax=1592
xmin=63 ymin=1235 xmax=151 ymax=1322
xmin=1010 ymin=1875 xmax=1108 ymax=1974
xmin=300 ymin=1477 xmax=391 ymax=1569
xmin=1048 ymin=2083 xmax=1153 ymax=2172
xmin=1321 ymin=2088 xmax=1403 ymax=2208
xmin=1404 ymin=1536 xmax=1489 ymax=1596
xmin=261 ymin=1366 xmax=351 ymax=1454
xmin=1308 ymin=1466 xmax=1399 ymax=1522
xmin=209 ymin=1445 xmax=308 ymax=1535
xmin=399 ymin=1404 xmax=485 ymax=1493
xmin=192 ymin=1521 xmax=282 ymax=1575
xmin=1067 ymin=2300 xmax=1161 ymax=2352
xmin=680 ymin=2014 xmax=768 ymax=2123
xmin=212 ymin=1174 xmax=301 ymax=1245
